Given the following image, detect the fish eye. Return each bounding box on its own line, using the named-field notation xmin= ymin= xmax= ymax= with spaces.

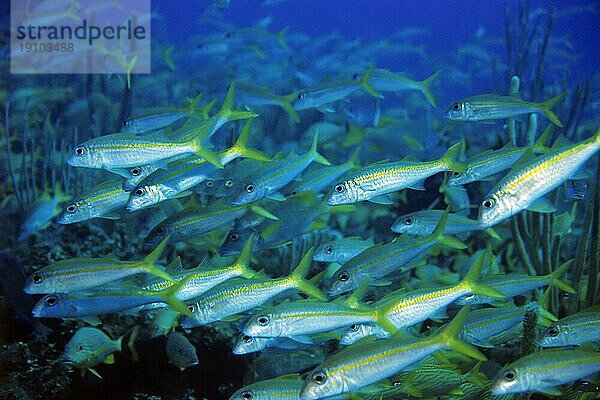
xmin=350 ymin=324 xmax=359 ymax=332
xmin=325 ymin=246 xmax=333 ymax=254
xmin=246 ymin=184 xmax=255 ymax=193
xmin=78 ymin=345 xmax=84 ymax=351
xmin=187 ymin=304 xmax=195 ymax=313
xmin=242 ymin=335 xmax=252 ymax=343
xmin=451 ymin=102 xmax=461 ymax=111
xmin=66 ymin=204 xmax=77 ymax=213
xmin=334 ymin=184 xmax=345 ymax=193
xmin=503 ymin=370 xmax=516 ymax=381
xmin=206 ymin=180 xmax=213 ymax=187
xmin=74 ymin=147 xmax=85 ymax=155
xmin=404 ymin=217 xmax=413 ymax=225
xmin=482 ymin=198 xmax=495 ymax=208
xmin=241 ymin=391 xmax=253 ymax=400
xmin=225 ymin=179 xmax=233 ymax=188
xmin=352 ymin=73 xmax=360 ymax=81
xmin=45 ymin=296 xmax=58 ymax=307
xmin=452 ymin=171 xmax=461 ymax=177
xmin=135 ymin=188 xmax=145 ymax=196
xmin=422 ymin=320 xmax=432 ymax=332
xmin=338 ymin=272 xmax=349 ymax=281
xmin=291 ymin=190 xmax=297 ymax=196
xmin=229 ymin=232 xmax=239 ymax=241
xmin=130 ymin=167 xmax=141 ymax=176
xmin=311 ymin=371 xmax=327 ymax=385
xmin=156 ymin=226 xmax=165 ymax=234
xmin=547 ymin=326 xmax=559 ymax=337
xmin=257 ymin=316 xmax=269 ymax=326
xmin=32 ymin=274 xmax=43 ymax=284
xmin=297 ymin=92 xmax=305 ymax=100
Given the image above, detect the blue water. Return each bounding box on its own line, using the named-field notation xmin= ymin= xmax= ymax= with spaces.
xmin=2 ymin=1 xmax=599 ymax=399
xmin=158 ymin=0 xmax=600 ymax=74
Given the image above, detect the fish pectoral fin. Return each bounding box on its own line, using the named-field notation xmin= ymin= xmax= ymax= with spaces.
xmin=267 ymin=191 xmax=286 ymax=201
xmin=526 ymin=197 xmax=556 ymax=213
xmin=221 ymin=314 xmax=244 ymax=322
xmin=537 ymin=386 xmax=563 ymax=396
xmin=289 ymin=335 xmax=314 ymax=344
xmin=316 ymin=105 xmax=336 ymax=113
xmin=408 ymin=179 xmax=426 ymax=191
xmin=99 ymin=213 xmax=121 ymax=220
xmin=368 ymin=194 xmax=394 ymax=205
xmin=88 ymin=368 xmax=103 ymax=379
xmin=80 ymin=315 xmax=103 ymax=326
xmin=371 ymin=278 xmax=393 ymax=286
xmin=172 ymin=190 xmax=193 ymax=199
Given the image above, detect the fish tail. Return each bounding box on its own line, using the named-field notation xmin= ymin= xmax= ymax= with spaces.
xmin=184 ymin=92 xmax=204 ymax=116
xmin=342 ymin=124 xmax=366 ymax=147
xmin=435 ymin=306 xmax=487 ymax=361
xmin=358 ymin=64 xmax=383 ymax=99
xmin=142 ymin=236 xmax=175 ymax=282
xmin=232 ymin=119 xmax=272 ymax=162
xmin=234 ymin=234 xmax=257 ymax=279
xmin=278 ymin=92 xmax=301 ymax=123
xmin=539 ymin=92 xmax=566 ymax=127
xmin=163 ymin=45 xmax=176 ymax=70
xmin=276 ymin=27 xmax=290 ymax=50
xmin=440 ymin=142 xmax=467 ymax=173
xmin=374 ymin=309 xmax=399 ymax=335
xmin=119 ymin=325 xmax=140 ymax=361
xmin=309 ymin=130 xmax=331 ymax=166
xmin=418 ymin=69 xmax=442 ymax=107
xmin=249 ymin=204 xmax=279 ymax=220
xmin=432 ymin=208 xmax=467 ymax=249
xmin=460 ymin=250 xmax=505 ymax=299
xmin=345 ymin=146 xmax=361 ymax=169
xmin=220 ymin=81 xmax=259 ymax=121
xmin=53 ymin=185 xmax=72 ymax=203
xmin=547 ymin=259 xmax=575 ymax=294
xmin=125 ymin=55 xmax=137 ymax=90
xmin=199 ymin=99 xmax=217 ymax=119
xmin=161 ymin=287 xmax=194 ymax=317
xmin=430 ymin=207 xmax=450 ymax=236
xmin=288 ymin=248 xmax=327 ymax=300
xmin=532 ymin=125 xmax=554 ymax=153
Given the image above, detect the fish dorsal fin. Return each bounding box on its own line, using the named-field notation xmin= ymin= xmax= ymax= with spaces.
xmin=166 ymin=257 xmax=184 ymax=274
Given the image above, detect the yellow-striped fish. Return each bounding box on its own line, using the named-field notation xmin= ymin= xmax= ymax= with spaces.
xmin=478 ymin=130 xmax=600 ymax=227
